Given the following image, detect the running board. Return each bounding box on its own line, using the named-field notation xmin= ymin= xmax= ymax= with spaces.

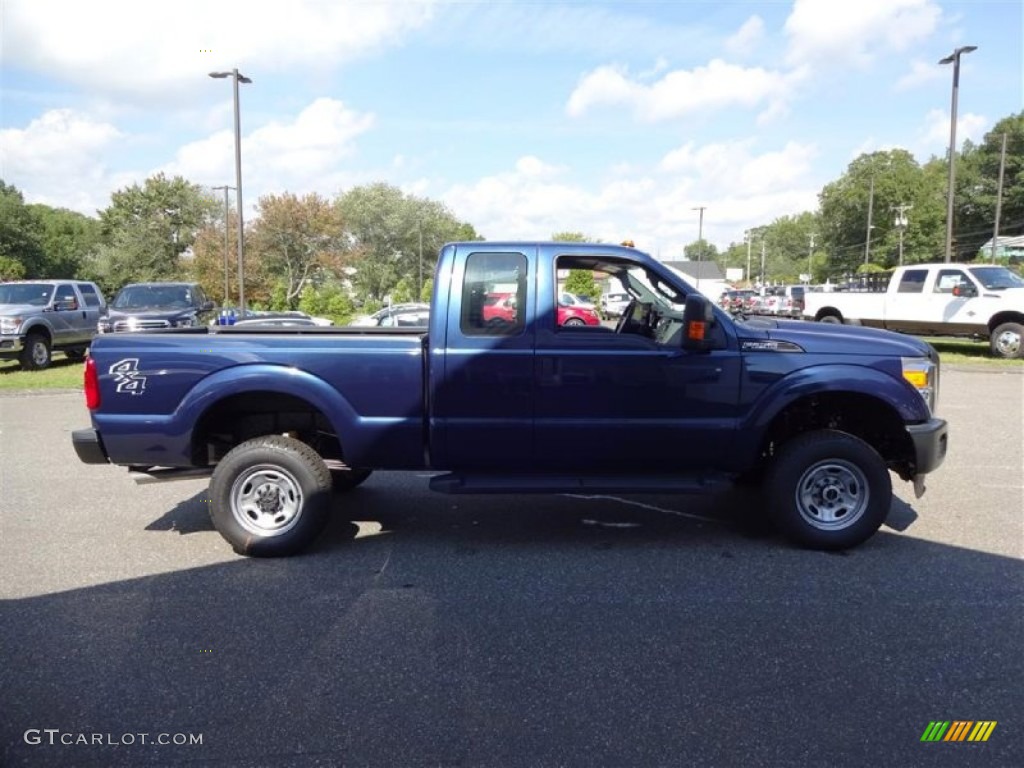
xmin=129 ymin=466 xmax=214 ymax=485
xmin=429 ymin=473 xmax=731 ymax=495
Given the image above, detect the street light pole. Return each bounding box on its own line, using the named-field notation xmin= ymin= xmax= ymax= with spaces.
xmin=864 ymin=176 xmax=875 ymax=265
xmin=209 ymin=68 xmax=252 ymax=311
xmin=692 ymin=206 xmax=706 ymax=290
xmin=939 ymin=45 xmax=977 ymax=263
xmin=992 ymin=132 xmax=1008 ymax=259
xmin=745 ymin=230 xmax=753 ymax=286
xmin=807 ymin=233 xmax=816 ymax=283
xmin=211 ymin=185 xmax=235 ymax=303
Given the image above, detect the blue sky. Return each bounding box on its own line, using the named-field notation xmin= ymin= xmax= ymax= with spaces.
xmin=2 ymin=0 xmax=1021 ymax=255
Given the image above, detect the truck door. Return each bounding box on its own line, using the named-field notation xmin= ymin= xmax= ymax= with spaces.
xmin=49 ymin=283 xmax=83 ymax=345
xmin=433 ymin=248 xmax=536 ymax=470
xmin=883 ymin=268 xmax=930 ymax=333
xmin=533 ymin=256 xmax=743 ymax=473
xmin=76 ymin=283 xmax=104 ymax=341
xmin=927 ymin=268 xmax=985 ymax=335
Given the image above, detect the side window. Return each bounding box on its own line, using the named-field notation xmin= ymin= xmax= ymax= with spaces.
xmin=55 ymin=283 xmax=77 ymax=308
xmin=460 ymin=252 xmax=527 ymax=336
xmin=897 ymin=270 xmax=928 ymax=294
xmin=934 ymin=270 xmax=968 ymax=293
xmin=78 ymin=283 xmax=101 ymax=307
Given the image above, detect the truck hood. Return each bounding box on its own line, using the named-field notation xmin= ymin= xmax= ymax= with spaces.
xmin=104 ymin=307 xmax=195 ymax=321
xmin=738 ymin=318 xmax=932 ymax=357
xmin=0 ymin=304 xmax=40 ymax=316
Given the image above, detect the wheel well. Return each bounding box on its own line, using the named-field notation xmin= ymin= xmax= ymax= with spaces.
xmin=191 ymin=392 xmax=342 ymax=466
xmin=988 ymin=312 xmax=1024 ymax=334
xmin=24 ymin=325 xmax=52 ymax=342
xmin=760 ymin=392 xmax=916 ymax=480
xmin=815 ymin=308 xmax=843 ymax=321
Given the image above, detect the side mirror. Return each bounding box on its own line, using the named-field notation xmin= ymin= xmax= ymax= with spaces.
xmin=682 ymin=294 xmax=716 ymax=351
xmin=952 ymin=282 xmax=976 ymax=298
xmin=202 ymin=300 xmax=216 ymax=311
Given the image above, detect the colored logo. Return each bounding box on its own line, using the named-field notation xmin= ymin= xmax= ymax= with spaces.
xmin=921 ymin=721 xmax=997 ymax=742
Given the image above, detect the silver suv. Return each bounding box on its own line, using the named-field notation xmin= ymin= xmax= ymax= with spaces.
xmin=0 ymin=280 xmax=106 ymax=370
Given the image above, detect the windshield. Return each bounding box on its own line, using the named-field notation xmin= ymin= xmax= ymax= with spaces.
xmin=0 ymin=283 xmax=54 ymax=306
xmin=969 ymin=267 xmax=1024 ymax=290
xmin=113 ymin=285 xmax=192 ymax=309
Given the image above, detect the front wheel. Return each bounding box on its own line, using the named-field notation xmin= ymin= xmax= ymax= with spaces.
xmin=19 ymin=333 xmax=51 ymax=370
xmin=990 ymin=322 xmax=1024 ymax=359
xmin=817 ymin=313 xmax=843 ymax=325
xmin=765 ymin=430 xmax=891 ymax=551
xmin=209 ymin=435 xmax=332 ymax=557
xmin=562 ymin=317 xmax=585 ymax=327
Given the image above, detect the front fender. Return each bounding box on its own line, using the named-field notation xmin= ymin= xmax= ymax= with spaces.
xmin=735 ymin=363 xmax=929 ymax=466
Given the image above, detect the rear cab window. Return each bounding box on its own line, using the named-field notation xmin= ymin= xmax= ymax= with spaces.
xmin=460 ymin=252 xmax=527 ymax=336
xmin=897 ymin=270 xmax=928 ymax=294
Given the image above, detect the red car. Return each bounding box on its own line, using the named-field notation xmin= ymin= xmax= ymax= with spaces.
xmin=482 ymin=293 xmax=601 ymax=327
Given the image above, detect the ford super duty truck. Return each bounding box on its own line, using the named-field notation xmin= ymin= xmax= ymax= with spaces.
xmin=72 ymin=242 xmax=948 ymax=556
xmin=801 ymin=263 xmax=1024 ymax=359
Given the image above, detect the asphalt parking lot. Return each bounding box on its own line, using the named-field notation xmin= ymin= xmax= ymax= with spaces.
xmin=1 ymin=368 xmax=1021 ymax=767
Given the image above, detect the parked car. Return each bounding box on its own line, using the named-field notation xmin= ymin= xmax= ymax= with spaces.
xmin=231 ymin=312 xmax=320 ymax=328
xmin=719 ymin=289 xmax=756 ymax=314
xmin=0 ymin=280 xmax=106 ymax=369
xmin=485 ymin=292 xmax=601 ymax=327
xmin=351 ymin=303 xmax=430 ymax=328
xmin=560 ymin=292 xmax=596 ymax=309
xmin=99 ymin=282 xmax=216 ymax=334
xmin=601 ymin=292 xmax=632 ymax=317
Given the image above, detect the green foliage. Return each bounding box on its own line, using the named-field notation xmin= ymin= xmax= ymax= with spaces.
xmin=420 ymin=277 xmax=434 ymax=303
xmin=0 ymin=181 xmax=45 ymax=277
xmin=683 ymin=239 xmax=719 ymax=261
xmin=337 ymin=182 xmax=480 ymax=302
xmin=390 ymin=276 xmax=415 ymax=304
xmin=551 ymin=231 xmax=590 ymax=242
xmin=564 ymin=268 xmax=601 ymax=302
xmin=0 ymin=255 xmax=26 ymax=280
xmin=97 ymin=173 xmax=218 ymax=286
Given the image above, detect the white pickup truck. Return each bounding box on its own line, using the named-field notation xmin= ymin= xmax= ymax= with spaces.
xmin=801 ymin=263 xmax=1024 ymax=359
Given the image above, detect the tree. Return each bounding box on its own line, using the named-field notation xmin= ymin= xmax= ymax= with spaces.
xmin=0 ymin=181 xmax=45 ymax=277
xmin=337 ymin=183 xmax=481 ymax=303
xmin=551 ymin=231 xmax=601 ymax=301
xmin=248 ymin=192 xmax=347 ymax=308
xmin=97 ymin=173 xmax=219 ymax=287
xmin=683 ymin=239 xmax=719 ymax=262
xmin=29 ymin=204 xmax=102 ymax=278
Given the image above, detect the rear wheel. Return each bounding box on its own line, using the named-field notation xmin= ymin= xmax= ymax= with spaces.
xmin=817 ymin=313 xmax=843 ymax=325
xmin=766 ymin=430 xmax=891 ymax=551
xmin=990 ymin=322 xmax=1024 ymax=359
xmin=19 ymin=333 xmax=51 ymax=370
xmin=209 ymin=435 xmax=332 ymax=557
xmin=563 ymin=317 xmax=585 ymax=327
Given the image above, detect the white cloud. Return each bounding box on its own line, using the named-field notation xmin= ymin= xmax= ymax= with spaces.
xmin=161 ymin=98 xmax=375 ymax=206
xmin=566 ymin=60 xmax=799 ymax=122
xmin=894 ymin=59 xmax=947 ymax=92
xmin=0 ymin=109 xmax=123 ymax=213
xmin=2 ymin=0 xmax=436 ymax=100
xmin=919 ymin=108 xmax=988 ymax=154
xmin=442 ymin=141 xmax=821 ymax=254
xmin=784 ymin=0 xmax=942 ymax=69
xmin=725 ymin=16 xmax=765 ymax=57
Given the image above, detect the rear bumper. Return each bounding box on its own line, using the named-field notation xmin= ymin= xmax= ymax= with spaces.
xmin=906 ymin=418 xmax=948 ymax=475
xmin=72 ymin=428 xmax=110 ymax=464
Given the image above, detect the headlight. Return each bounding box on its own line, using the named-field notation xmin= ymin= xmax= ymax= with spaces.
xmin=97 ymin=319 xmax=111 ymax=333
xmin=0 ymin=317 xmax=22 ymax=334
xmin=901 ymin=357 xmax=937 ymax=413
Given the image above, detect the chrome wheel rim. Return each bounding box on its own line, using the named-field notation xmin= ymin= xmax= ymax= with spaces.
xmin=32 ymin=341 xmax=48 ymax=366
xmin=230 ymin=465 xmax=303 ymax=537
xmin=794 ymin=460 xmax=869 ymax=531
xmin=995 ymin=329 xmax=1021 ymax=357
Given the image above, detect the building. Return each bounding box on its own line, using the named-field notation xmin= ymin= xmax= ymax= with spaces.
xmin=977 ymin=235 xmax=1024 ymax=262
xmin=660 ymin=260 xmax=729 ymax=301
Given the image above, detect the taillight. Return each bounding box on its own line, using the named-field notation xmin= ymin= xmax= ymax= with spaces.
xmin=84 ymin=356 xmax=101 ymax=410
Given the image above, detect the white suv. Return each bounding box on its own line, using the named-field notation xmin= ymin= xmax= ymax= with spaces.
xmin=600 ymin=292 xmax=631 ymax=317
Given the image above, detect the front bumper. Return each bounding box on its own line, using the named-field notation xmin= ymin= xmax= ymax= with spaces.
xmin=906 ymin=418 xmax=948 ymax=475
xmin=0 ymin=335 xmax=25 ymax=356
xmin=72 ymin=428 xmax=110 ymax=464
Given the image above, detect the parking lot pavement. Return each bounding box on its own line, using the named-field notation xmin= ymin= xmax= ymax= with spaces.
xmin=1 ymin=369 xmax=1021 ymax=767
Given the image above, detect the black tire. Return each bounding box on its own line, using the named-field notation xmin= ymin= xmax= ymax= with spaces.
xmin=19 ymin=333 xmax=51 ymax=370
xmin=990 ymin=322 xmax=1024 ymax=359
xmin=563 ymin=317 xmax=585 ymax=327
xmin=817 ymin=313 xmax=843 ymax=325
xmin=208 ymin=435 xmax=332 ymax=557
xmin=765 ymin=430 xmax=891 ymax=551
xmin=332 ymin=467 xmax=372 ymax=492
xmin=64 ymin=348 xmax=87 ymax=362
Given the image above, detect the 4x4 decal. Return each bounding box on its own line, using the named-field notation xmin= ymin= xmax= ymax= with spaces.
xmin=109 ymin=358 xmax=147 ymax=395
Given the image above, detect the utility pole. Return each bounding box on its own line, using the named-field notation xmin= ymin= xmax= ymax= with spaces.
xmin=992 ymin=132 xmax=1008 ymax=260
xmin=940 ymin=45 xmax=977 ymax=263
xmin=211 ymin=185 xmax=235 ymax=304
xmin=891 ymin=203 xmax=912 ymax=266
xmin=692 ymin=206 xmax=706 ymax=290
xmin=864 ymin=176 xmax=875 ymax=265
xmin=745 ymin=230 xmax=753 ymax=286
xmin=760 ymin=240 xmax=766 ymax=286
xmin=807 ymin=233 xmax=816 ymax=284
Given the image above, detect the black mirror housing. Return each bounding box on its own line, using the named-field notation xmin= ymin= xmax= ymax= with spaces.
xmin=682 ymin=294 xmax=716 ymax=351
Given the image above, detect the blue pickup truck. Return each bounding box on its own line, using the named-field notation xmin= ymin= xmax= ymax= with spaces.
xmin=73 ymin=241 xmax=948 ymax=556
